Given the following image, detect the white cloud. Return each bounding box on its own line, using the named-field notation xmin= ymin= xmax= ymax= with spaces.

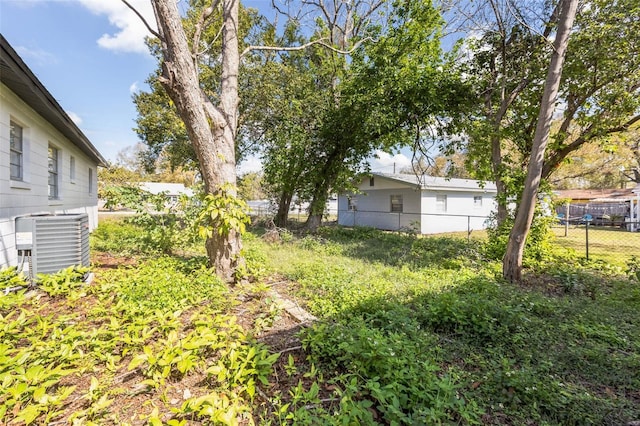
xmin=371 ymin=150 xmax=412 ymax=173
xmin=237 ymin=155 xmax=263 ymax=175
xmin=66 ymin=111 xmax=83 ymax=126
xmin=15 ymin=46 xmax=57 ymax=66
xmin=78 ymin=0 xmax=156 ymax=55
xmin=129 ymin=81 xmax=140 ymax=94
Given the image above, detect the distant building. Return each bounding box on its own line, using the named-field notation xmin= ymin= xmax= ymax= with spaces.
xmin=553 ymin=188 xmax=636 ymax=227
xmin=338 ymin=173 xmax=497 ymax=234
xmin=138 ymin=182 xmax=194 ymax=205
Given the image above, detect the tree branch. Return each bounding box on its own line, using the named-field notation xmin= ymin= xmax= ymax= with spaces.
xmin=120 ymin=0 xmax=162 ymax=40
xmin=193 ymin=0 xmax=220 ymax=61
xmin=240 ymin=36 xmax=372 ymax=59
xmin=543 ymin=113 xmax=640 ymax=178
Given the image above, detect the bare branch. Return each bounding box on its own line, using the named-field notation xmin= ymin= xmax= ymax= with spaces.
xmin=198 ymin=21 xmax=226 ymax=57
xmin=193 ymin=0 xmax=221 ymax=61
xmin=504 ymin=0 xmax=554 ymax=48
xmin=240 ymin=36 xmax=373 ymax=59
xmin=120 ymin=0 xmax=162 ymax=40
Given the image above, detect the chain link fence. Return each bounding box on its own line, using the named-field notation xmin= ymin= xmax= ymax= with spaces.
xmin=248 ymin=201 xmax=640 ymax=264
xmin=249 ymin=204 xmax=491 ymax=240
xmin=552 ymin=202 xmax=640 ymax=263
xmin=337 ymin=210 xmax=491 ymax=238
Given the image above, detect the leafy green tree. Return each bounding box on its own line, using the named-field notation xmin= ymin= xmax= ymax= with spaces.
xmin=541 ymin=0 xmax=640 ymax=179
xmin=548 ymin=140 xmax=631 ymax=189
xmin=132 ymin=73 xmax=193 ymax=173
xmin=97 ymin=164 xmax=142 ymax=202
xmin=123 ymin=0 xmax=254 ymax=281
xmin=450 ymin=0 xmax=639 ymax=279
xmin=246 ymin=22 xmax=333 ymax=226
xmin=126 ymin=0 xmax=279 ymax=281
xmin=301 ymin=0 xmax=470 ymax=230
xmin=452 ymin=0 xmax=639 ymax=211
xmin=237 ymin=172 xmax=266 ymax=201
xmin=503 ymin=0 xmax=579 ymax=282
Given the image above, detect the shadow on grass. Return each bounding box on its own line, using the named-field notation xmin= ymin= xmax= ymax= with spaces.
xmin=244 ymin=223 xmax=640 ymax=423
xmin=254 ymin=225 xmax=487 ymax=271
xmin=284 ymin=271 xmax=640 ymax=425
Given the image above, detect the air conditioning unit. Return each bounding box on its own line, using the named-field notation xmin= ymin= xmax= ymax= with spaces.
xmin=15 ymin=213 xmax=90 ymax=276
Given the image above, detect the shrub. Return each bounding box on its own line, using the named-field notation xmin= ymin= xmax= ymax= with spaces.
xmin=302 ymin=319 xmax=482 ymax=424
xmin=484 ymin=207 xmax=556 ymax=267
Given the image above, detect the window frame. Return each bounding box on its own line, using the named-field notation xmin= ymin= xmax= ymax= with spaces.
xmin=48 ymin=145 xmax=60 ymax=199
xmin=473 ymin=195 xmax=483 ymax=208
xmin=436 ymin=194 xmax=447 ymax=213
xmin=10 ymin=120 xmax=24 ymax=181
xmin=347 ymin=196 xmax=357 ymax=211
xmin=88 ymin=167 xmax=94 ymax=195
xmin=390 ymin=194 xmax=403 ymax=213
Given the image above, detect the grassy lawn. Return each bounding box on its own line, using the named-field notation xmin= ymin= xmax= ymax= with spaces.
xmin=550 ymin=225 xmax=640 ymax=265
xmin=1 ymin=220 xmax=639 ymax=424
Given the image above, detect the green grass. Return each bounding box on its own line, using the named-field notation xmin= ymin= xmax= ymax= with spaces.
xmin=551 ymin=224 xmax=640 ymax=264
xmin=253 ymin=226 xmax=640 ymax=424
xmin=2 ymin=221 xmax=639 ymax=425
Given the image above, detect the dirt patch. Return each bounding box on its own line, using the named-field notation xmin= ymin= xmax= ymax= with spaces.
xmin=92 ymin=252 xmax=139 ymax=269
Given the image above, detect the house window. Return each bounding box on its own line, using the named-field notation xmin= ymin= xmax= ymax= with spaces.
xmin=474 ymin=195 xmax=483 ymax=208
xmin=348 ymin=196 xmax=357 ymax=211
xmin=70 ymin=156 xmax=76 ymax=181
xmin=88 ymin=167 xmax=94 ymax=194
xmin=10 ymin=121 xmax=23 ymax=180
xmin=369 ymin=177 xmax=375 ymax=187
xmin=436 ymin=194 xmax=447 ymax=213
xmin=48 ymin=145 xmax=59 ymax=199
xmin=390 ymin=194 xmax=403 ymax=213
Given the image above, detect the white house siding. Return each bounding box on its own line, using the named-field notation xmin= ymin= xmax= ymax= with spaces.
xmin=420 ymin=190 xmax=495 ymax=234
xmin=338 ymin=174 xmax=497 ymax=234
xmin=0 ymin=84 xmax=99 ymax=268
xmin=338 ymin=188 xmax=422 ymax=231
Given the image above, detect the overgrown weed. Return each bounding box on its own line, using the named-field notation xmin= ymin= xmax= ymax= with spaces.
xmin=2 ymin=219 xmax=639 ymax=424
xmin=256 ymin=224 xmax=640 ymax=424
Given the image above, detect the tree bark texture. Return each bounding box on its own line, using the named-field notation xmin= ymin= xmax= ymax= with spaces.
xmin=503 ymin=0 xmax=579 ymax=282
xmin=151 ymin=0 xmax=241 ymax=282
xmin=490 ymin=134 xmax=508 ymax=226
xmin=275 ymin=192 xmax=293 ymax=227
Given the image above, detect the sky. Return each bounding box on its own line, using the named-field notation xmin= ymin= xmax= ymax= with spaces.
xmin=0 ymin=0 xmax=410 ymax=173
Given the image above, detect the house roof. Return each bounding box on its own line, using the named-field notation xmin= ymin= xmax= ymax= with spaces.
xmin=139 ymin=182 xmax=194 ymax=197
xmin=553 ymin=188 xmax=636 ymax=202
xmin=373 ymin=172 xmax=497 ymax=192
xmin=0 ymin=34 xmax=107 ymax=166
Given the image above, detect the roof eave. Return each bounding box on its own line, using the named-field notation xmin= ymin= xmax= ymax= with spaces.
xmin=1 ymin=34 xmax=107 ymax=167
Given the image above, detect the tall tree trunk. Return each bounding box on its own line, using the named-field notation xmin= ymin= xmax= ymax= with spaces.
xmin=491 ymin=134 xmax=509 ymax=225
xmin=274 ymin=191 xmax=293 ymax=227
xmin=306 ymin=187 xmax=328 ymax=232
xmin=503 ymin=0 xmax=578 ymax=282
xmin=151 ymin=0 xmax=241 ymax=282
xmin=305 ymin=151 xmax=340 ymax=232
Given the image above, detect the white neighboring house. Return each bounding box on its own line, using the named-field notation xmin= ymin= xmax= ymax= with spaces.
xmin=1 ymin=35 xmax=106 ymax=269
xmin=631 ymin=184 xmax=640 ymax=232
xmin=138 ymin=182 xmax=194 ymax=207
xmin=338 ymin=173 xmax=497 ymax=234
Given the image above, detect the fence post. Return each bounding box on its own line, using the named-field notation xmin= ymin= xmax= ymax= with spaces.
xmin=467 ymin=216 xmax=471 ymax=242
xmin=565 ymin=202 xmax=569 ymax=237
xmin=585 ymin=219 xmax=589 ymax=261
